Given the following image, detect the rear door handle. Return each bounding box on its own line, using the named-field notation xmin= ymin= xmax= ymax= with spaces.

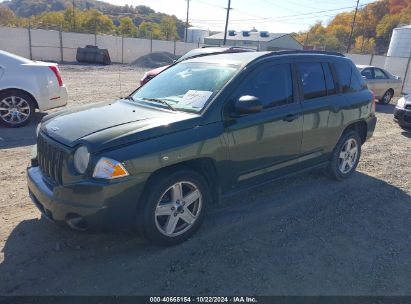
xmin=283 ymin=113 xmax=299 ymax=122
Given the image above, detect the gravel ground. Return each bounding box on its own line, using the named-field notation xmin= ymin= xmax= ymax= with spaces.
xmin=0 ymin=64 xmax=410 ymax=296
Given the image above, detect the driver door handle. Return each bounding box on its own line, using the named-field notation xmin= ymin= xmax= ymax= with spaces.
xmin=283 ymin=113 xmax=299 ymax=122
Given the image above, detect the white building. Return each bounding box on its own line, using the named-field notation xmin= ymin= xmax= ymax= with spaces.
xmin=203 ymin=30 xmax=303 ymax=51
xmin=185 ymin=27 xmax=210 ymax=44
xmin=387 ymin=24 xmax=411 ymax=57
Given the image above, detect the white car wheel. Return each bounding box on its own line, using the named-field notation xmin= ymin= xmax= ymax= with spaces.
xmin=0 ymin=91 xmax=35 ymax=127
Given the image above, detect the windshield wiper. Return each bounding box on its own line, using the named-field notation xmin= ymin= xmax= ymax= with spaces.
xmin=123 ymin=95 xmax=136 ymax=101
xmin=142 ymin=98 xmax=176 ymax=111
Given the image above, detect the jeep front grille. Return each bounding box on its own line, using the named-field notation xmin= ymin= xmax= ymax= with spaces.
xmin=37 ymin=134 xmax=65 ymax=185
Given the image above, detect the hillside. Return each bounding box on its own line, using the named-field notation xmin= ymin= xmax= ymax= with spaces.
xmin=294 ymin=0 xmax=411 ymax=54
xmin=0 ymin=0 xmax=187 ymax=39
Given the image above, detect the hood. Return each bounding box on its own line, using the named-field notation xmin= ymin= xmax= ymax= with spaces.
xmin=41 ymin=100 xmax=200 ymax=152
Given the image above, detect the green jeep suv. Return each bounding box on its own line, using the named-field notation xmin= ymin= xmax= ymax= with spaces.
xmin=27 ymin=51 xmax=377 ymax=245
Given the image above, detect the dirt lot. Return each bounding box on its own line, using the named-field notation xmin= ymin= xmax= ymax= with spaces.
xmin=0 ymin=64 xmax=411 ymax=296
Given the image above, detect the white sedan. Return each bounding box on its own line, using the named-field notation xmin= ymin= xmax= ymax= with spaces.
xmin=0 ymin=50 xmax=68 ymax=127
xmin=356 ymin=65 xmax=402 ymax=105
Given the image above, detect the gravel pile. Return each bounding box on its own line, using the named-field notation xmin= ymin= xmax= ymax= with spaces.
xmin=131 ymin=52 xmax=178 ymax=68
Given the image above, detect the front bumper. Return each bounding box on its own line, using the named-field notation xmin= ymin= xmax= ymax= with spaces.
xmin=27 ymin=166 xmax=145 ymax=231
xmin=366 ymin=115 xmax=377 ymax=140
xmin=393 ymin=107 xmax=411 ymax=128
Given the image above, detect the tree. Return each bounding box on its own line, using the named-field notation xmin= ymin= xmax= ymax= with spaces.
xmin=0 ymin=6 xmax=17 ymax=26
xmin=160 ymin=16 xmax=178 ymax=40
xmin=83 ymin=9 xmax=114 ymax=34
xmin=353 ymin=36 xmax=376 ymax=53
xmin=138 ymin=21 xmax=163 ymax=39
xmin=118 ymin=16 xmax=137 ymax=37
xmin=32 ymin=11 xmax=65 ymax=29
xmin=376 ymin=14 xmax=401 ymax=51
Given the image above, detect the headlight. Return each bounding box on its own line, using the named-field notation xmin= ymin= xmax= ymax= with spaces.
xmin=73 ymin=145 xmax=90 ymax=174
xmin=93 ymin=157 xmax=129 ymax=179
xmin=36 ymin=123 xmax=41 ymax=136
xmin=396 ymin=97 xmax=406 ymax=109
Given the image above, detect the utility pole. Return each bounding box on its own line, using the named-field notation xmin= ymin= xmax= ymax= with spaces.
xmin=304 ymin=31 xmax=309 ymax=48
xmin=72 ymin=0 xmax=76 ymax=32
xmin=185 ymin=0 xmax=190 ymax=42
xmin=346 ymin=0 xmax=360 ymax=53
xmin=223 ymin=0 xmax=232 ymax=45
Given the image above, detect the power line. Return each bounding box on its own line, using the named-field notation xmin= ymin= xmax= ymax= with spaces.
xmin=186 ymin=4 xmax=361 ymax=24
xmin=188 ymin=8 xmax=360 ymax=25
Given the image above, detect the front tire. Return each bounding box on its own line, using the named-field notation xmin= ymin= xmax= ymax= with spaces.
xmin=139 ymin=169 xmax=210 ymax=246
xmin=328 ymin=130 xmax=361 ymax=180
xmin=0 ymin=90 xmax=35 ymax=127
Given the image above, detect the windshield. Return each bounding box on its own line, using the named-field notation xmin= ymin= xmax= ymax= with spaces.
xmin=132 ymin=62 xmax=239 ymax=113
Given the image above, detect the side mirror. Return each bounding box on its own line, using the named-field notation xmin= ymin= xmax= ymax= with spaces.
xmin=234 ymin=95 xmax=263 ymax=115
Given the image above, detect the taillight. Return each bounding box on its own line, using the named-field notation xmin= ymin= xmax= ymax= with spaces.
xmin=49 ymin=65 xmax=63 ymax=86
xmin=371 ymin=90 xmax=376 ymax=113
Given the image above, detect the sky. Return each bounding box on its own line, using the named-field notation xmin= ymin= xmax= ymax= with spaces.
xmin=106 ymin=0 xmax=380 ymax=33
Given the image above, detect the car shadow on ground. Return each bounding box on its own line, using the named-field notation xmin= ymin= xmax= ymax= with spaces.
xmin=375 ymin=103 xmax=395 ymax=114
xmin=1 ymin=170 xmax=411 ymax=295
xmin=0 ymin=112 xmax=46 ymax=149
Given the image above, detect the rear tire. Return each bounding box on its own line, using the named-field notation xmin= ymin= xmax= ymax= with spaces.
xmin=0 ymin=90 xmax=35 ymax=128
xmin=379 ymin=89 xmax=393 ymax=105
xmin=328 ymin=130 xmax=361 ymax=181
xmin=139 ymin=169 xmax=210 ymax=246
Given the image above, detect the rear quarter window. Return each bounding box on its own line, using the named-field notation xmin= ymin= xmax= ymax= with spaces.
xmin=334 ymin=61 xmax=366 ymax=93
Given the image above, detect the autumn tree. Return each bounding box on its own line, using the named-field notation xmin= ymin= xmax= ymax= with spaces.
xmin=0 ymin=6 xmax=17 ymax=26
xmin=160 ymin=16 xmax=178 ymax=40
xmin=118 ymin=16 xmax=137 ymax=37
xmin=82 ymin=9 xmax=114 ymax=34
xmin=138 ymin=21 xmax=163 ymax=39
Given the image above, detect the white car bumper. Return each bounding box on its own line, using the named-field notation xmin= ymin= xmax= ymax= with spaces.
xmin=37 ymin=85 xmax=68 ymax=111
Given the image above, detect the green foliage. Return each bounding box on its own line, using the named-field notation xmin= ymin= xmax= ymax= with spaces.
xmin=138 ymin=21 xmax=163 ymax=39
xmin=295 ymin=0 xmax=411 ymax=54
xmin=118 ymin=16 xmax=137 ymax=37
xmin=0 ymin=0 xmax=184 ymax=40
xmin=160 ymin=16 xmax=178 ymax=40
xmin=0 ymin=6 xmax=17 ymax=26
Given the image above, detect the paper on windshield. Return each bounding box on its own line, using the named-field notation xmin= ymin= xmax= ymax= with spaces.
xmin=179 ymin=90 xmax=213 ymax=109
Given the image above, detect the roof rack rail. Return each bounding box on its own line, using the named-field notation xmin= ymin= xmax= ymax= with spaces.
xmin=228 ymin=46 xmax=257 ymax=51
xmin=269 ymin=50 xmax=345 ymax=57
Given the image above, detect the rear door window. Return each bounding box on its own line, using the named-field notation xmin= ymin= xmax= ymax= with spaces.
xmin=297 ymin=62 xmax=327 ymax=100
xmin=334 ymin=61 xmax=352 ymax=93
xmin=374 ymin=68 xmax=388 ymax=79
xmin=334 ymin=61 xmax=366 ymax=93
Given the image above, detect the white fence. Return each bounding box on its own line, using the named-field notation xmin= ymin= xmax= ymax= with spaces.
xmin=0 ymin=26 xmax=201 ymax=64
xmin=345 ymin=53 xmax=411 ymax=94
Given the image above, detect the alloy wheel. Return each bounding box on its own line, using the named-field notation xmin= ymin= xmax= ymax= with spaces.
xmin=154 ymin=181 xmax=202 ymax=237
xmin=383 ymin=91 xmax=392 ymax=104
xmin=0 ymin=96 xmax=31 ymax=125
xmin=338 ymin=138 xmax=359 ymax=174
